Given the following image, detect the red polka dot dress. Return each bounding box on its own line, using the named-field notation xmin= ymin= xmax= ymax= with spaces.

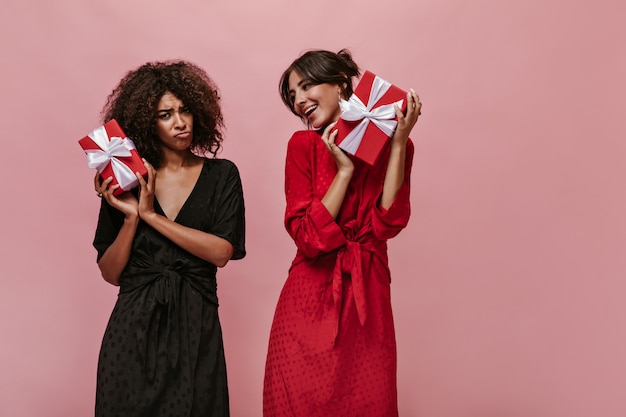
xmin=263 ymin=130 xmax=414 ymax=417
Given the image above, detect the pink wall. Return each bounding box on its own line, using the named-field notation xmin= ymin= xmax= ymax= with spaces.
xmin=1 ymin=0 xmax=625 ymax=416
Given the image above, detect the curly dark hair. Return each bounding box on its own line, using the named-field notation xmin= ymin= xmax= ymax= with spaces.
xmin=279 ymin=49 xmax=361 ymax=122
xmin=101 ymin=60 xmax=224 ymax=167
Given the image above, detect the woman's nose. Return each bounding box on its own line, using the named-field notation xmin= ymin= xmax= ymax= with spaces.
xmin=173 ymin=111 xmax=186 ymax=127
xmin=295 ymin=90 xmax=306 ymax=105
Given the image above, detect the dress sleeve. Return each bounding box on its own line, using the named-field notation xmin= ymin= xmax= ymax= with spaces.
xmin=372 ymin=138 xmax=414 ymax=240
xmin=284 ymin=132 xmax=347 ymax=259
xmin=211 ymin=161 xmax=246 ymax=260
xmin=93 ymin=198 xmax=125 ymax=261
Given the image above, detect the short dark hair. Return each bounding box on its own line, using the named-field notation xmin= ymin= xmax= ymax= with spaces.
xmin=279 ymin=49 xmax=361 ymax=121
xmin=101 ymin=60 xmax=224 ymax=167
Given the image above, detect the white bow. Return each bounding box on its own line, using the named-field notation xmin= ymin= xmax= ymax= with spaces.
xmin=84 ymin=125 xmax=139 ymax=191
xmin=338 ymin=75 xmax=404 ymax=155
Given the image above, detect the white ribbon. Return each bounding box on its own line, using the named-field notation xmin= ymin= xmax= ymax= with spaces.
xmin=338 ymin=75 xmax=404 ymax=155
xmin=84 ymin=125 xmax=139 ymax=191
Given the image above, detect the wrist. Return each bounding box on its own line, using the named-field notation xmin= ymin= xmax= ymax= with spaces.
xmin=336 ymin=166 xmax=354 ymax=179
xmin=123 ymin=213 xmax=139 ymax=225
xmin=139 ymin=210 xmax=159 ymax=224
xmin=389 ymin=138 xmax=408 ymax=153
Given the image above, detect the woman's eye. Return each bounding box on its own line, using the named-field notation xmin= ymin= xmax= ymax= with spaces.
xmin=159 ymin=113 xmax=170 ymax=120
xmin=302 ymin=83 xmax=311 ymax=91
xmin=289 ymin=94 xmax=295 ymax=103
xmin=181 ymin=107 xmax=191 ymax=114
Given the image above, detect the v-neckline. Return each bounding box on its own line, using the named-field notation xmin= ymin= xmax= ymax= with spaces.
xmin=154 ymin=160 xmax=206 ymax=223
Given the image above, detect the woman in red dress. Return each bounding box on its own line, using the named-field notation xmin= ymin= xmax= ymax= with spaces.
xmin=263 ymin=49 xmax=422 ymax=417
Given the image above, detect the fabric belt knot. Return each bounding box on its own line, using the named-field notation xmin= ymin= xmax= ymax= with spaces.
xmin=120 ymin=254 xmax=218 ymax=381
xmin=140 ymin=259 xmax=189 ymax=381
xmin=330 ymin=237 xmax=386 ymax=345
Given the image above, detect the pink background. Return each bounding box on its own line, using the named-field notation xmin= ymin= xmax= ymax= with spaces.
xmin=1 ymin=0 xmax=625 ymax=416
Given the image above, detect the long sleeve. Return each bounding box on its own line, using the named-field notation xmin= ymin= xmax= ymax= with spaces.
xmin=284 ymin=131 xmax=347 ymax=259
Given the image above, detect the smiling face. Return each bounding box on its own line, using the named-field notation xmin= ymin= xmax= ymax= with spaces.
xmin=288 ymin=71 xmax=343 ymax=130
xmin=155 ymin=92 xmax=194 ymax=152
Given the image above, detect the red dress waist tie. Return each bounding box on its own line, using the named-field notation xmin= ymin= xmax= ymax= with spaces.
xmin=330 ymin=238 xmax=387 ymax=346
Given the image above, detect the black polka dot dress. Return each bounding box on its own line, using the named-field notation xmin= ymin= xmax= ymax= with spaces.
xmin=93 ymin=159 xmax=245 ymax=417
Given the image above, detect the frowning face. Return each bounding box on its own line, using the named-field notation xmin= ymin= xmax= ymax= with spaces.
xmin=155 ymin=92 xmax=194 ymax=152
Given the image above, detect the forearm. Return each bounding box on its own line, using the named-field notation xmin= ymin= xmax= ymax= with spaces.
xmin=321 ymin=169 xmax=353 ymax=219
xmin=97 ymin=216 xmax=139 ymax=286
xmin=381 ymin=89 xmax=421 ymax=209
xmin=381 ymin=141 xmax=407 ymax=209
xmin=142 ymin=213 xmax=234 ymax=267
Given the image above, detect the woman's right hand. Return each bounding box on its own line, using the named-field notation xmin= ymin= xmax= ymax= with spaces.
xmin=95 ymin=173 xmax=139 ymax=219
xmin=322 ymin=122 xmax=354 ymax=175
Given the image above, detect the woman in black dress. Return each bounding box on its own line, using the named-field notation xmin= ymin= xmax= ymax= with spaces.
xmin=92 ymin=60 xmax=246 ymax=417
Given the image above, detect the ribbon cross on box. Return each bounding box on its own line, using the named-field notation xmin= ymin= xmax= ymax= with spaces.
xmin=334 ymin=70 xmax=407 ymax=165
xmin=78 ymin=119 xmax=148 ymax=195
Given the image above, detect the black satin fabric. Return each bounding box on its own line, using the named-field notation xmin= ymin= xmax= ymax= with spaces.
xmin=93 ymin=158 xmax=245 ymax=417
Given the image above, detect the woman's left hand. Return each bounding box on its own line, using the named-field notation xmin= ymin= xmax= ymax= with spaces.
xmin=391 ymin=88 xmax=422 ymax=146
xmin=136 ymin=159 xmax=157 ymax=220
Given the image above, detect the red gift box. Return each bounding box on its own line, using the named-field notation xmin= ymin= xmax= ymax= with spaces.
xmin=334 ymin=70 xmax=407 ymax=165
xmin=78 ymin=119 xmax=148 ymax=196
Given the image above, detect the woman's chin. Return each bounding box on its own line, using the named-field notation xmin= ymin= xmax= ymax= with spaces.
xmin=311 ymin=117 xmax=336 ymax=131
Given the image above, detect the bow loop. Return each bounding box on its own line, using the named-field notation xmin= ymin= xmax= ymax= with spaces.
xmin=84 ymin=125 xmax=140 ymax=191
xmin=337 ymin=73 xmax=405 ymax=155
